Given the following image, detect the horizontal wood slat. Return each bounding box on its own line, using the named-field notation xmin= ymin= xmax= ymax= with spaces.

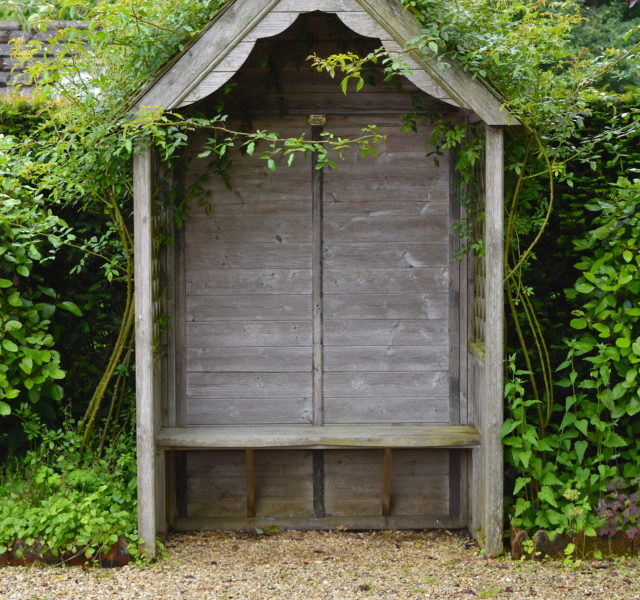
xmin=157 ymin=424 xmax=480 ymax=449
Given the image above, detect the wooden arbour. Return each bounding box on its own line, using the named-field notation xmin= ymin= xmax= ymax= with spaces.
xmin=133 ymin=0 xmax=513 ymax=558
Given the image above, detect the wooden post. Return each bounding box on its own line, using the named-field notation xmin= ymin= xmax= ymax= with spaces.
xmin=382 ymin=448 xmax=393 ymax=517
xmin=483 ymin=125 xmax=504 ymax=556
xmin=134 ymin=144 xmax=157 ymax=557
xmin=246 ymin=449 xmax=255 ymax=517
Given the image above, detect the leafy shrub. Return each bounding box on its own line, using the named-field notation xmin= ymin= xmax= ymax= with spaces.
xmin=504 ymin=177 xmax=640 ymax=536
xmin=0 ymin=424 xmax=140 ymax=562
xmin=0 ymin=134 xmax=80 ymax=425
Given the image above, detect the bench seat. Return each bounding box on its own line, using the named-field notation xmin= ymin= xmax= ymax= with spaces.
xmin=156 ymin=424 xmax=480 ymax=450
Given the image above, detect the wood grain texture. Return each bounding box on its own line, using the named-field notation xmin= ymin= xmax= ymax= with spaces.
xmin=323 ymin=345 xmax=448 ymax=372
xmin=324 ymin=295 xmax=448 ymax=320
xmin=324 ymin=267 xmax=448 ymax=294
xmin=187 ymin=321 xmax=312 ymax=347
xmin=186 ymin=346 xmax=311 ymax=372
xmin=481 ymin=125 xmax=504 ymax=556
xmin=187 ymin=294 xmax=312 ymax=321
xmin=187 ymin=398 xmax=312 ymax=425
xmin=186 ymin=450 xmax=246 ymax=517
xmin=186 ymin=269 xmax=312 ymax=295
xmin=324 ymin=396 xmax=448 ymax=424
xmin=133 ymin=145 xmax=157 ymax=556
xmin=157 ymin=424 xmax=481 ymax=449
xmin=187 ymin=242 xmax=312 ymax=270
xmin=187 ymin=372 xmax=312 ymax=398
xmin=324 ymin=371 xmax=448 ymax=398
xmin=323 ymin=242 xmax=448 ymax=268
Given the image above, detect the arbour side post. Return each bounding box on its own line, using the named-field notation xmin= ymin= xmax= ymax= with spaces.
xmin=482 ymin=124 xmax=504 ymax=557
xmin=134 ymin=143 xmax=157 ymax=557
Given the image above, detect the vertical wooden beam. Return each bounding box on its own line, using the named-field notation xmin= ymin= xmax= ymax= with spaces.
xmin=175 ymin=452 xmax=188 ymax=519
xmin=134 ymin=144 xmax=157 ymax=557
xmin=449 ymin=146 xmax=461 ymax=426
xmin=483 ymin=125 xmax=504 ymax=557
xmin=310 ymin=117 xmax=325 ymax=426
xmin=312 ymin=450 xmax=325 ymax=518
xmin=246 ymin=449 xmax=255 ymax=517
xmin=382 ymin=448 xmax=393 ymax=517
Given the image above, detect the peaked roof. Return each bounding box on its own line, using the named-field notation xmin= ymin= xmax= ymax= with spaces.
xmin=134 ymin=0 xmax=514 ymax=126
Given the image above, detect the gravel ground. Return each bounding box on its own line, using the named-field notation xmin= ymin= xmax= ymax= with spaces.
xmin=2 ymin=529 xmax=640 ymax=600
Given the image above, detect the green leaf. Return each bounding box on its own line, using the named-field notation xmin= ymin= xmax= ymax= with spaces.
xmin=0 ymin=279 xmax=12 ymax=288
xmin=2 ymin=339 xmax=19 ymax=353
xmin=514 ymin=497 xmax=531 ymax=517
xmin=574 ymin=419 xmax=589 ymax=436
xmin=537 ymin=486 xmax=558 ymax=508
xmin=616 ymin=337 xmax=631 ymax=349
xmin=575 ymin=282 xmax=595 ymax=293
xmin=513 ymin=476 xmax=531 ymax=495
xmin=5 ymin=320 xmax=22 ymax=331
xmin=570 ymin=318 xmax=587 ymax=330
xmin=500 ymin=418 xmax=520 ymax=438
xmin=604 ymin=432 xmax=627 ymax=448
xmin=7 ymin=292 xmax=22 ymax=307
xmin=0 ymin=401 xmax=10 ymax=416
xmin=623 ymin=250 xmax=633 ymax=263
xmin=59 ymin=301 xmax=83 ymax=317
xmin=574 ymin=440 xmax=588 ymax=463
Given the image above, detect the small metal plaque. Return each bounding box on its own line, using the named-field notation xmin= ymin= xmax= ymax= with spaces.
xmin=308 ymin=114 xmax=326 ymax=126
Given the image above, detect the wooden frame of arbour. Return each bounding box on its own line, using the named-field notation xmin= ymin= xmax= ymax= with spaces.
xmin=133 ymin=0 xmax=514 ymax=558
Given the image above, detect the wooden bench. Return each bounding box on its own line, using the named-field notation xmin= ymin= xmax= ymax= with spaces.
xmin=157 ymin=424 xmax=479 ymax=519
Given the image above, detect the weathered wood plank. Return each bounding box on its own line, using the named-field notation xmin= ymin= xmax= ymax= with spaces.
xmin=186 ymin=346 xmax=311 ymax=373
xmin=187 ymin=398 xmax=312 ymax=425
xmin=324 ymin=319 xmax=448 ymax=345
xmin=246 ymin=449 xmax=255 ymax=517
xmin=325 ymin=295 xmax=448 ymax=321
xmin=324 ymin=215 xmax=449 ymax=242
xmin=133 ymin=146 xmax=157 ymax=556
xmin=324 ymin=371 xmax=448 ymax=398
xmin=391 ymin=449 xmax=449 ymax=515
xmin=382 ymin=448 xmax=393 ymax=516
xmin=323 ymin=267 xmax=448 ymax=294
xmin=186 ymin=450 xmax=246 ymax=517
xmin=324 ymin=396 xmax=448 ymax=424
xmin=324 ymin=243 xmax=448 ymax=268
xmin=274 ymin=0 xmax=361 ymax=11
xmin=187 ymin=321 xmax=312 ymax=347
xmin=187 ymin=242 xmax=312 ymax=270
xmin=187 ymin=196 xmax=311 ymax=216
xmin=186 ymin=269 xmax=311 ymax=295
xmin=187 ymin=216 xmax=311 ymax=243
xmin=187 ymin=294 xmax=312 ymax=321
xmin=324 ymin=199 xmax=448 ymax=217
xmin=243 ymin=11 xmax=300 ymax=42
xmin=482 ymin=124 xmax=505 ymax=556
xmin=324 ymin=345 xmax=448 ymax=372
xmin=157 ymin=424 xmax=481 ymax=449
xmin=324 ymin=450 xmax=384 ymax=516
xmin=187 ymin=372 xmax=312 ymax=398
xmin=311 ymin=121 xmax=325 ymax=427
xmin=254 ymin=450 xmax=313 ymax=516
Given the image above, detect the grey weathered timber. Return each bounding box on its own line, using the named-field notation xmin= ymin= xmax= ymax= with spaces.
xmin=311 ymin=122 xmax=325 ymax=427
xmin=134 ymin=145 xmax=157 ymax=556
xmin=156 ymin=424 xmax=481 ymax=449
xmin=482 ymin=125 xmax=504 ymax=557
xmin=133 ymin=0 xmax=513 ymax=125
xmin=323 ymin=396 xmax=448 ymax=424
